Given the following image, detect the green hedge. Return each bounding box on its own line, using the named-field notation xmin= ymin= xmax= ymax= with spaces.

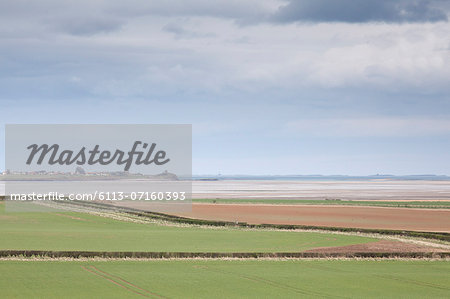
xmin=57 ymin=201 xmax=450 ymax=242
xmin=0 ymin=250 xmax=448 ymax=259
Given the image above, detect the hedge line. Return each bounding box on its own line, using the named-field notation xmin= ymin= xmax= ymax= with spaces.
xmin=64 ymin=201 xmax=450 ymax=242
xmin=0 ymin=250 xmax=449 ymax=259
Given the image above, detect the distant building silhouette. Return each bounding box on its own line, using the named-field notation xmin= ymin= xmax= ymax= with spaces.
xmin=75 ymin=167 xmax=86 ymax=175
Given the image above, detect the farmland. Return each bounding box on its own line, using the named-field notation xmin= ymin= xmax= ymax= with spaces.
xmin=1 ymin=260 xmax=449 ymax=298
xmin=174 ymin=203 xmax=450 ymax=232
xmin=0 ymin=202 xmax=376 ymax=252
xmin=0 ymin=199 xmax=449 ymax=298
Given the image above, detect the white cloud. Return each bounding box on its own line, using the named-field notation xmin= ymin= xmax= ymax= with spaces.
xmin=308 ymin=23 xmax=450 ymax=89
xmin=0 ymin=1 xmax=449 ymax=99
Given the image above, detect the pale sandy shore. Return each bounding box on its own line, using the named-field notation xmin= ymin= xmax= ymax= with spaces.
xmin=192 ymin=180 xmax=450 ymax=200
xmin=2 ymin=180 xmax=450 ymax=200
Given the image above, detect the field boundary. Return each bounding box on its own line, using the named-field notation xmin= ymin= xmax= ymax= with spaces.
xmin=0 ymin=250 xmax=449 ymax=259
xmin=59 ymin=201 xmax=450 ymax=242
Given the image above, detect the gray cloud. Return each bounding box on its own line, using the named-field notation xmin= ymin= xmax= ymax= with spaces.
xmin=0 ymin=0 xmax=274 ymax=36
xmin=273 ymin=0 xmax=448 ymax=23
xmin=162 ymin=22 xmax=216 ymax=39
xmin=0 ymin=0 xmax=447 ymax=39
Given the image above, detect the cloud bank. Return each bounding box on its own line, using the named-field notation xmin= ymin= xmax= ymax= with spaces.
xmin=1 ymin=0 xmax=450 ymax=174
xmin=273 ymin=0 xmax=448 ymax=23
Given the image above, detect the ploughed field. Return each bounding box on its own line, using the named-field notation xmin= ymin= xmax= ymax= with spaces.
xmin=1 ymin=260 xmax=449 ymax=298
xmin=174 ymin=203 xmax=450 ymax=233
xmin=181 ymin=180 xmax=450 ymax=232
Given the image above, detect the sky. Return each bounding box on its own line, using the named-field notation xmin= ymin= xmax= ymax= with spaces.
xmin=1 ymin=0 xmax=450 ymax=175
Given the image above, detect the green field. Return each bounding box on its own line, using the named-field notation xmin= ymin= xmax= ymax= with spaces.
xmin=0 ymin=260 xmax=449 ymax=298
xmin=1 ymin=201 xmax=448 ymax=298
xmin=194 ymin=198 xmax=450 ymax=208
xmin=0 ymin=206 xmax=375 ymax=252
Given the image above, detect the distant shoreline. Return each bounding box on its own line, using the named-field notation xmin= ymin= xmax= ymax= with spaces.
xmin=192 ymin=174 xmax=450 ymax=181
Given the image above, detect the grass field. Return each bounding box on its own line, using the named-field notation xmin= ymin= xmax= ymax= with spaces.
xmin=0 ymin=260 xmax=448 ymax=298
xmin=1 ymin=201 xmax=448 ymax=298
xmin=194 ymin=198 xmax=450 ymax=208
xmin=0 ymin=205 xmax=376 ymax=252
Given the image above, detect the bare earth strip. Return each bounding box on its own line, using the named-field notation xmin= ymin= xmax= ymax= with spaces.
xmin=306 ymin=240 xmax=448 ymax=253
xmin=173 ymin=203 xmax=450 ymax=233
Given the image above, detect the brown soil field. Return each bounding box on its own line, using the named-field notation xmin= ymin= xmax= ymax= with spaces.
xmin=305 ymin=240 xmax=446 ymax=253
xmin=174 ymin=203 xmax=450 ymax=233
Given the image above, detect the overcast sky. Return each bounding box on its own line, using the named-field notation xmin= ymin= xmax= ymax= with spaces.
xmin=1 ymin=0 xmax=450 ymax=175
